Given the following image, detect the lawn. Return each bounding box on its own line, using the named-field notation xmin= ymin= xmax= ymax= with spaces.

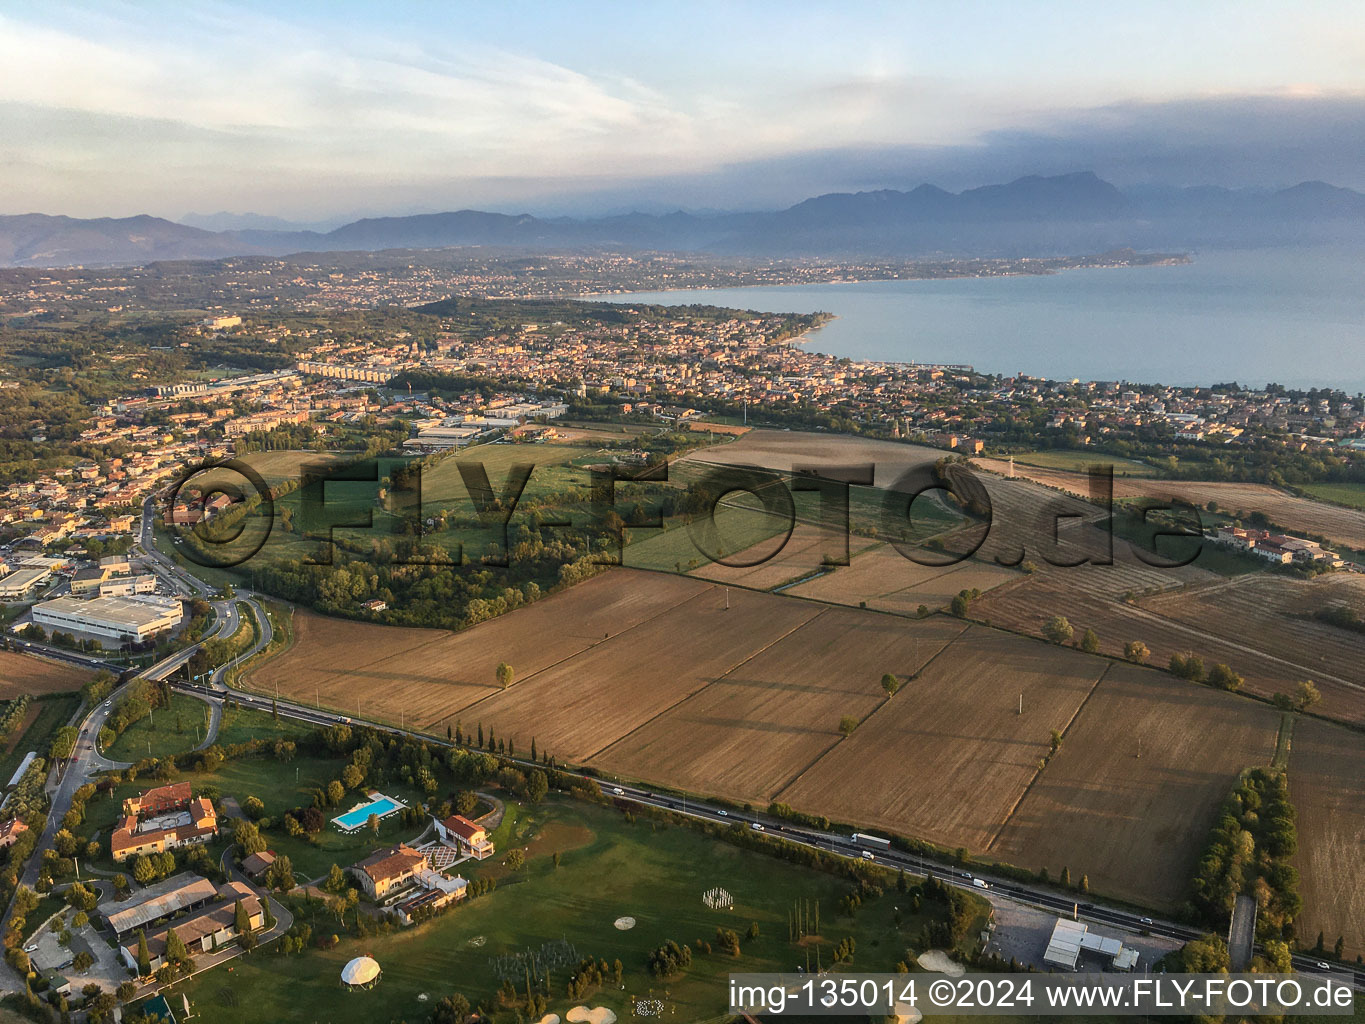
xmin=1298 ymin=481 xmax=1365 ymax=510
xmin=212 ymin=703 xmax=313 ymax=750
xmin=171 ymin=796 xmax=983 ymax=1024
xmin=104 ymin=692 xmax=212 ymax=762
xmin=79 ymin=747 xmax=431 ymax=881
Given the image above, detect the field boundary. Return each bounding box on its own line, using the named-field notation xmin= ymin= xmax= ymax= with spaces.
xmin=766 ymin=619 xmax=976 ymax=804
xmin=580 ymin=605 xmax=836 ymax=763
xmin=985 ymin=660 xmax=1113 ymax=853
xmin=449 ymin=578 xmax=715 ymax=724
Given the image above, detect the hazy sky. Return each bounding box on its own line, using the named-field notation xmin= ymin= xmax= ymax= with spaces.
xmin=2 ymin=1 xmax=1363 ymax=221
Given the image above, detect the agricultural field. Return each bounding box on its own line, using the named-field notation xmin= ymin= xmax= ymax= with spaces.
xmin=975 ymin=570 xmax=1365 ymax=725
xmin=788 ymin=544 xmax=1019 ymax=614
xmin=245 ymin=571 xmax=711 ymax=731
xmin=1297 ymin=481 xmax=1365 ymax=511
xmin=776 ymin=626 xmax=1108 ymax=851
xmin=988 ymin=662 xmax=1280 ymax=909
xmin=1290 ymin=718 xmax=1365 ymax=959
xmin=1008 ymin=449 xmax=1158 ymax=477
xmin=973 ymin=458 xmax=1365 ymax=553
xmin=1140 ymin=574 xmax=1365 ymax=713
xmin=590 ymin=610 xmax=970 ymax=803
xmin=458 ymin=584 xmax=822 ymax=762
xmin=0 ymin=649 xmax=94 ymax=697
xmin=687 ymin=521 xmax=880 ymax=591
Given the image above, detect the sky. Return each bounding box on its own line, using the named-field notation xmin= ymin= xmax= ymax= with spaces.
xmin=2 ymin=1 xmax=1364 ymax=223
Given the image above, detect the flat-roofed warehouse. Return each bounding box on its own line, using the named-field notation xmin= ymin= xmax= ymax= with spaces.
xmin=31 ymin=594 xmax=182 ymax=642
xmin=0 ymin=566 xmax=52 ymax=600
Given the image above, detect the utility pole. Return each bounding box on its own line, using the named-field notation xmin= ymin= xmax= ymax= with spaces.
xmin=1018 ymin=693 xmax=1023 ymax=716
xmin=724 ymin=588 xmax=730 ymax=610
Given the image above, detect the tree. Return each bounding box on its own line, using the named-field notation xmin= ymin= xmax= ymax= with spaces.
xmin=838 ymin=715 xmax=859 ymax=736
xmin=1124 ymin=640 xmax=1150 ymax=664
xmin=1042 ymin=615 xmax=1074 ymax=645
xmin=1295 ymin=680 xmax=1322 ymax=710
xmin=116 ymin=981 xmax=137 ymax=1003
xmin=526 ymin=769 xmax=549 ymax=805
xmin=265 ymin=854 xmax=296 ymax=892
xmin=950 ymin=594 xmax=969 ymax=618
xmin=135 ymin=930 xmax=151 ymax=976
xmin=367 ymin=812 xmax=379 ymax=837
xmin=164 ymin=927 xmax=190 ymax=966
xmin=327 ymin=779 xmax=345 ymax=805
xmin=1208 ymin=662 xmax=1243 ymax=692
xmin=496 ymin=662 xmax=514 ymax=689
xmin=324 ymin=863 xmax=348 ymax=894
xmin=242 ymin=795 xmax=265 ymax=820
xmin=132 ymin=855 xmax=156 ymax=885
xmin=506 ymin=849 xmax=525 ymax=872
xmin=341 ymin=762 xmax=365 ymax=789
xmin=456 ymin=790 xmax=478 ymax=816
xmin=881 ymin=673 xmax=900 ymax=697
xmin=72 ymin=950 xmax=94 ymax=972
xmin=234 ymin=899 xmax=252 ymax=938
xmin=234 ymin=819 xmax=268 ymax=856
xmin=430 ymin=993 xmax=472 ymax=1024
xmin=1079 ymin=628 xmax=1100 ymax=654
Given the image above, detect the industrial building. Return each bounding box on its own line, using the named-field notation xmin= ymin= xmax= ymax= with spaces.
xmin=31 ymin=594 xmax=182 ymax=643
xmin=0 ymin=566 xmax=52 ymax=600
xmin=1042 ymin=918 xmax=1140 ymax=971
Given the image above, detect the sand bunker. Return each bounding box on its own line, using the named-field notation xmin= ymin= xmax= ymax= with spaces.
xmin=895 ymin=1002 xmax=923 ymax=1024
xmin=535 ymin=1016 xmax=561 ymax=1024
xmin=567 ymin=1008 xmax=617 ymax=1024
xmin=613 ymin=916 xmax=635 ymax=930
xmin=916 ymin=950 xmax=965 ymax=977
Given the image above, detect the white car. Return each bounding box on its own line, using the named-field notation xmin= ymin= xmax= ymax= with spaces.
xmin=750 ymin=822 xmax=764 ymax=832
xmin=861 ymin=851 xmax=876 ymax=862
xmin=717 ymin=810 xmax=728 ymax=816
xmin=1139 ymin=917 xmax=1154 ymax=926
xmin=611 ymin=787 xmax=624 ymax=796
xmin=1315 ymin=961 xmax=1331 ymax=971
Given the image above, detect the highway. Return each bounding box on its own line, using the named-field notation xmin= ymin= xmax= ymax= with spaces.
xmin=182 ymin=680 xmax=1365 ymax=991
xmin=9 ymin=493 xmax=1357 ymax=993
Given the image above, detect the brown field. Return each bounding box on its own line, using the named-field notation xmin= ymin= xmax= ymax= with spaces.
xmin=682 ymin=428 xmax=943 ymax=488
xmin=775 ymin=626 xmax=1108 ymax=851
xmin=589 ymin=610 xmax=970 ymax=803
xmin=689 ymin=523 xmax=879 ymax=590
xmin=789 ymin=544 xmax=1019 ymax=613
xmin=989 ymin=662 xmax=1280 ymax=908
xmin=246 ymin=571 xmax=712 ymax=726
xmin=1290 ymin=718 xmax=1365 ymax=958
xmin=976 ymin=571 xmax=1365 ymax=724
xmin=974 ymin=458 xmax=1365 ymax=552
xmin=0 ymin=650 xmax=92 ymax=697
xmin=453 ymin=584 xmax=823 ymax=762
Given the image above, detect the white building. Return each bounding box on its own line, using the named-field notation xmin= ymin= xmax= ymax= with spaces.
xmin=31 ymin=594 xmax=182 ymax=642
xmin=0 ymin=566 xmax=52 ymax=600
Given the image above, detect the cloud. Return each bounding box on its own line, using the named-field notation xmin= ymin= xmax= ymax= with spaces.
xmin=1 ymin=6 xmax=1363 ymax=218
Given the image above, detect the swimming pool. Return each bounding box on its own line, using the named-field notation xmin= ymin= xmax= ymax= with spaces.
xmin=332 ymin=793 xmax=404 ymax=831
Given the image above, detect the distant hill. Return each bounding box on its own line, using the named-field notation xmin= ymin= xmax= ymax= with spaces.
xmin=2 ymin=171 xmax=1363 ymax=268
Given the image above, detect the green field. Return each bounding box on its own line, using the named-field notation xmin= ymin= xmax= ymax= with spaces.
xmin=0 ymin=693 xmax=80 ymax=784
xmin=105 ymin=692 xmax=212 ymax=762
xmin=168 ymin=796 xmax=983 ymax=1024
xmin=1298 ymin=481 xmax=1365 ymax=510
xmin=1013 ymin=449 xmax=1158 ymax=477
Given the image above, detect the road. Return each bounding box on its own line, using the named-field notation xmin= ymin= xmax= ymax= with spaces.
xmin=9 ymin=494 xmax=1359 ymax=995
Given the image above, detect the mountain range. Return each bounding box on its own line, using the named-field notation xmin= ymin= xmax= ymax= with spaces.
xmin=2 ymin=172 xmax=1363 ymax=268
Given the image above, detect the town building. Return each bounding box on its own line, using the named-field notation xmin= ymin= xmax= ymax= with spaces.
xmin=111 ymin=782 xmax=218 ymax=862
xmin=118 ymin=881 xmax=265 ymax=973
xmin=0 ymin=566 xmax=51 ymax=600
xmin=0 ymin=817 xmax=29 ymax=849
xmin=434 ymin=814 xmax=494 ymax=860
xmin=350 ymin=843 xmax=428 ymax=900
xmin=99 ymin=872 xmax=220 ymax=938
xmin=31 ymin=594 xmax=183 ymax=644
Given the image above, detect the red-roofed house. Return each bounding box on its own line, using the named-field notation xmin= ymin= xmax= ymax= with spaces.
xmin=434 ymin=814 xmax=494 ymax=860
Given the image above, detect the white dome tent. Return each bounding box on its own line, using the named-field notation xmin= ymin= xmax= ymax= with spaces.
xmin=341 ymin=955 xmax=382 ymax=990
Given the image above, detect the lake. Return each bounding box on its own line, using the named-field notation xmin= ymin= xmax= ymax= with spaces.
xmin=604 ymin=247 xmax=1365 ymax=390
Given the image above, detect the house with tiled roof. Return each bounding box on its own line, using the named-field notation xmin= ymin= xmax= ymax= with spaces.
xmin=349 ymin=843 xmax=428 ymax=900
xmin=111 ymin=783 xmax=218 ymax=863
